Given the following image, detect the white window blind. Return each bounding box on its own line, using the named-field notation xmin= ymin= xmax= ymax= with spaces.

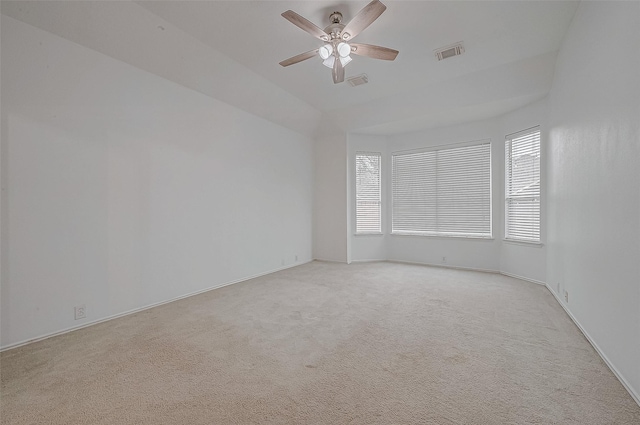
xmin=356 ymin=152 xmax=382 ymax=233
xmin=392 ymin=142 xmax=491 ymax=237
xmin=505 ymin=128 xmax=541 ymax=242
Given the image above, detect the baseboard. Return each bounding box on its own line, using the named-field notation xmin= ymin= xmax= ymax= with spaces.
xmin=387 ymin=259 xmax=499 ymax=275
xmin=385 ymin=260 xmax=547 ymax=287
xmin=0 ymin=260 xmax=312 ymax=352
xmin=349 ymin=259 xmax=387 ymax=264
xmin=500 ymin=271 xmax=545 ymax=285
xmin=313 ymin=257 xmax=348 ymax=264
xmin=544 ymin=283 xmax=640 ymax=407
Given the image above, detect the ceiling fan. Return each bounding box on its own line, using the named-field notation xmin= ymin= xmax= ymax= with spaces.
xmin=279 ymin=0 xmax=399 ymax=84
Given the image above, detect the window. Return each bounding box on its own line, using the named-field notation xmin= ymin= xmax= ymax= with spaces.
xmin=392 ymin=142 xmax=491 ymax=238
xmin=356 ymin=152 xmax=382 ymax=233
xmin=505 ymin=127 xmax=541 ymax=243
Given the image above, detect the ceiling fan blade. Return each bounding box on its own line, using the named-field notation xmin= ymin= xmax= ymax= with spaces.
xmin=341 ymin=0 xmax=387 ymax=41
xmin=282 ymin=10 xmax=330 ymax=41
xmin=332 ymin=57 xmax=345 ymax=84
xmin=350 ymin=43 xmax=398 ymax=61
xmin=279 ymin=49 xmax=319 ymax=67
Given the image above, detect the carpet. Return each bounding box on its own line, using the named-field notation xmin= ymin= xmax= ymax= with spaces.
xmin=2 ymin=261 xmax=639 ymax=424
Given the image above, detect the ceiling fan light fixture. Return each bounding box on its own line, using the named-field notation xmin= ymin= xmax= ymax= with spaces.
xmin=322 ymin=55 xmax=335 ymax=69
xmin=339 ymin=55 xmax=352 ymax=67
xmin=318 ymin=44 xmax=333 ymax=60
xmin=279 ymin=1 xmax=399 ymax=84
xmin=337 ymin=42 xmax=351 ymax=58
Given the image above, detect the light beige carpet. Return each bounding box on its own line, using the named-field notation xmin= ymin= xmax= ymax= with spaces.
xmin=1 ymin=261 xmax=639 ymax=424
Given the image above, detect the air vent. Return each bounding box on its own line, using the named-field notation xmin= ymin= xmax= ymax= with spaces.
xmin=434 ymin=42 xmax=465 ymax=61
xmin=347 ymin=74 xmax=369 ymax=87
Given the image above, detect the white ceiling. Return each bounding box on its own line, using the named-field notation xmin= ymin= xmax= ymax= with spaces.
xmin=1 ymin=1 xmax=579 ymax=136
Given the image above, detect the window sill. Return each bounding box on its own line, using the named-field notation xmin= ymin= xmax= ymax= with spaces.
xmin=391 ymin=233 xmax=494 ymax=241
xmin=354 ymin=232 xmax=384 ymax=236
xmin=503 ymin=238 xmax=544 ymax=247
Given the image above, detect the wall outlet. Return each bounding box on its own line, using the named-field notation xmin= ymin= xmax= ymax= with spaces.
xmin=564 ymin=291 xmax=569 ymax=303
xmin=295 ymin=254 xmax=298 ymax=262
xmin=74 ymin=305 xmax=86 ymax=320
xmin=442 ymin=256 xmax=446 ymax=263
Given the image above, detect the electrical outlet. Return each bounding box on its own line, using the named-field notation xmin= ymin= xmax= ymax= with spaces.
xmin=564 ymin=291 xmax=569 ymax=303
xmin=295 ymin=254 xmax=298 ymax=262
xmin=442 ymin=256 xmax=446 ymax=263
xmin=74 ymin=305 xmax=86 ymax=320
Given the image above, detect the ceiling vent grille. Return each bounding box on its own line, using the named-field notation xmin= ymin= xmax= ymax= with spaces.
xmin=434 ymin=42 xmax=465 ymax=61
xmin=347 ymin=74 xmax=369 ymax=87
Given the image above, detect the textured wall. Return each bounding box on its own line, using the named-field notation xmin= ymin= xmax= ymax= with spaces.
xmin=546 ymin=1 xmax=640 ymax=400
xmin=1 ymin=16 xmax=313 ymax=348
xmin=313 ymin=131 xmax=348 ymax=263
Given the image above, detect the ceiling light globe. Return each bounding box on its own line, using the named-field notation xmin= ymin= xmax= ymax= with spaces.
xmin=337 ymin=42 xmax=351 ymax=58
xmin=322 ymin=56 xmax=335 ymax=69
xmin=318 ymin=44 xmax=333 ymax=60
xmin=339 ymin=55 xmax=352 ymax=67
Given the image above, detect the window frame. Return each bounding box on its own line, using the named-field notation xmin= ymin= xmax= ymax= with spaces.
xmin=355 ymin=151 xmax=383 ymax=235
xmin=391 ymin=140 xmax=492 ymax=239
xmin=504 ymin=126 xmax=542 ymax=244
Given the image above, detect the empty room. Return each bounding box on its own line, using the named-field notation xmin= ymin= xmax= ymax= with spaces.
xmin=1 ymin=1 xmax=639 ymax=423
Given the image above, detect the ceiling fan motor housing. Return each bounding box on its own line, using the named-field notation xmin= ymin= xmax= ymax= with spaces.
xmin=325 ymin=23 xmax=345 ymax=41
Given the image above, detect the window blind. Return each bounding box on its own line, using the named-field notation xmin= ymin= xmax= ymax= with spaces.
xmin=356 ymin=152 xmax=382 ymax=233
xmin=392 ymin=142 xmax=491 ymax=237
xmin=505 ymin=128 xmax=541 ymax=242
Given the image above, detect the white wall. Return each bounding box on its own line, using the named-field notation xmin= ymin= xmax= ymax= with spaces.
xmin=0 ymin=16 xmax=313 ymax=348
xmin=313 ymin=131 xmax=348 ymax=263
xmin=546 ymin=1 xmax=640 ymax=401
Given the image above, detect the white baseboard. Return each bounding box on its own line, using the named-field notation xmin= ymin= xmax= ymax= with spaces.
xmin=387 ymin=259 xmax=499 ymax=274
xmin=386 ymin=260 xmax=546 ymax=287
xmin=500 ymin=271 xmax=545 ymax=285
xmin=349 ymin=259 xmax=387 ymax=264
xmin=313 ymin=257 xmax=348 ymax=264
xmin=544 ymin=283 xmax=640 ymax=407
xmin=0 ymin=260 xmax=312 ymax=352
